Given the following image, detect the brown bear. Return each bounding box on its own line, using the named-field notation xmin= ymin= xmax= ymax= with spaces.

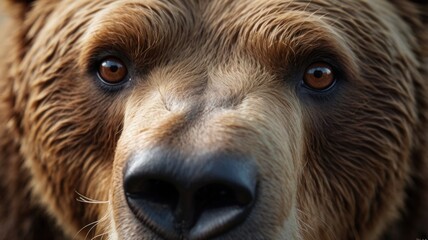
xmin=0 ymin=0 xmax=427 ymax=239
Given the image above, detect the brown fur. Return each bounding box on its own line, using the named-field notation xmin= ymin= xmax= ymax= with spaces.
xmin=0 ymin=0 xmax=427 ymax=239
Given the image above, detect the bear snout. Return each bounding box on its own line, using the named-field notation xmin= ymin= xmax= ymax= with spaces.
xmin=123 ymin=148 xmax=258 ymax=240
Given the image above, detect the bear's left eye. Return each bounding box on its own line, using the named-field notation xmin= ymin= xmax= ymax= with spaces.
xmin=303 ymin=62 xmax=336 ymax=91
xmin=97 ymin=57 xmax=129 ymax=85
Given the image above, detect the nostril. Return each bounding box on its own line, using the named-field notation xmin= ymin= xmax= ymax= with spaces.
xmin=125 ymin=178 xmax=179 ymax=211
xmin=125 ymin=176 xmax=182 ymax=239
xmin=189 ymin=182 xmax=255 ymax=239
xmin=195 ymin=183 xmax=253 ymax=213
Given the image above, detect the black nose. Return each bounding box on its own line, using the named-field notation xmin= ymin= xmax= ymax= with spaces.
xmin=123 ymin=149 xmax=257 ymax=240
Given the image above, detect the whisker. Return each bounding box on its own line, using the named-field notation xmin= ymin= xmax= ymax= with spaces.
xmin=90 ymin=231 xmax=109 ymax=240
xmin=84 ymin=212 xmax=110 ymax=240
xmin=75 ymin=191 xmax=109 ymax=204
xmin=73 ymin=221 xmax=98 ymax=240
xmin=72 ymin=210 xmax=110 ymax=240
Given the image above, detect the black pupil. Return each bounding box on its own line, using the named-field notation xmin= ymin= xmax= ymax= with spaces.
xmin=103 ymin=60 xmax=121 ymax=73
xmin=313 ymin=69 xmax=324 ymax=78
xmin=107 ymin=61 xmax=119 ymax=72
xmin=110 ymin=65 xmax=118 ymax=72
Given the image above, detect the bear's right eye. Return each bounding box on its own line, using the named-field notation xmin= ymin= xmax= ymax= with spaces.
xmin=97 ymin=57 xmax=129 ymax=85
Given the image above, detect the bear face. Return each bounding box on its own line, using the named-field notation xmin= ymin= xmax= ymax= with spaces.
xmin=0 ymin=0 xmax=427 ymax=240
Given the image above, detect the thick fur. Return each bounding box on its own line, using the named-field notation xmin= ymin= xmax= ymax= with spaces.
xmin=0 ymin=0 xmax=427 ymax=239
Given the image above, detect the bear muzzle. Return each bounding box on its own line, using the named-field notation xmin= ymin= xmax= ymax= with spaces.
xmin=123 ymin=148 xmax=258 ymax=240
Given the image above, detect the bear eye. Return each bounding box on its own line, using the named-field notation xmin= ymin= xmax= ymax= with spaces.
xmin=97 ymin=57 xmax=128 ymax=85
xmin=303 ymin=62 xmax=336 ymax=90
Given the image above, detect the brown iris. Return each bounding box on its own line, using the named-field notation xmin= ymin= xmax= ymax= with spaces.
xmin=98 ymin=57 xmax=128 ymax=84
xmin=303 ymin=62 xmax=335 ymax=90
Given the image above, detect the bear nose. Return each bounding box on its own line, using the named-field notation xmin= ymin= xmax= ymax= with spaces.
xmin=123 ymin=149 xmax=257 ymax=240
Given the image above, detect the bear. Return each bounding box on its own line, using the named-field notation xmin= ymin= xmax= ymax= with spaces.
xmin=0 ymin=0 xmax=427 ymax=239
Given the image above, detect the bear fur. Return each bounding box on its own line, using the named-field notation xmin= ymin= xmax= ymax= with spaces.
xmin=0 ymin=0 xmax=427 ymax=239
